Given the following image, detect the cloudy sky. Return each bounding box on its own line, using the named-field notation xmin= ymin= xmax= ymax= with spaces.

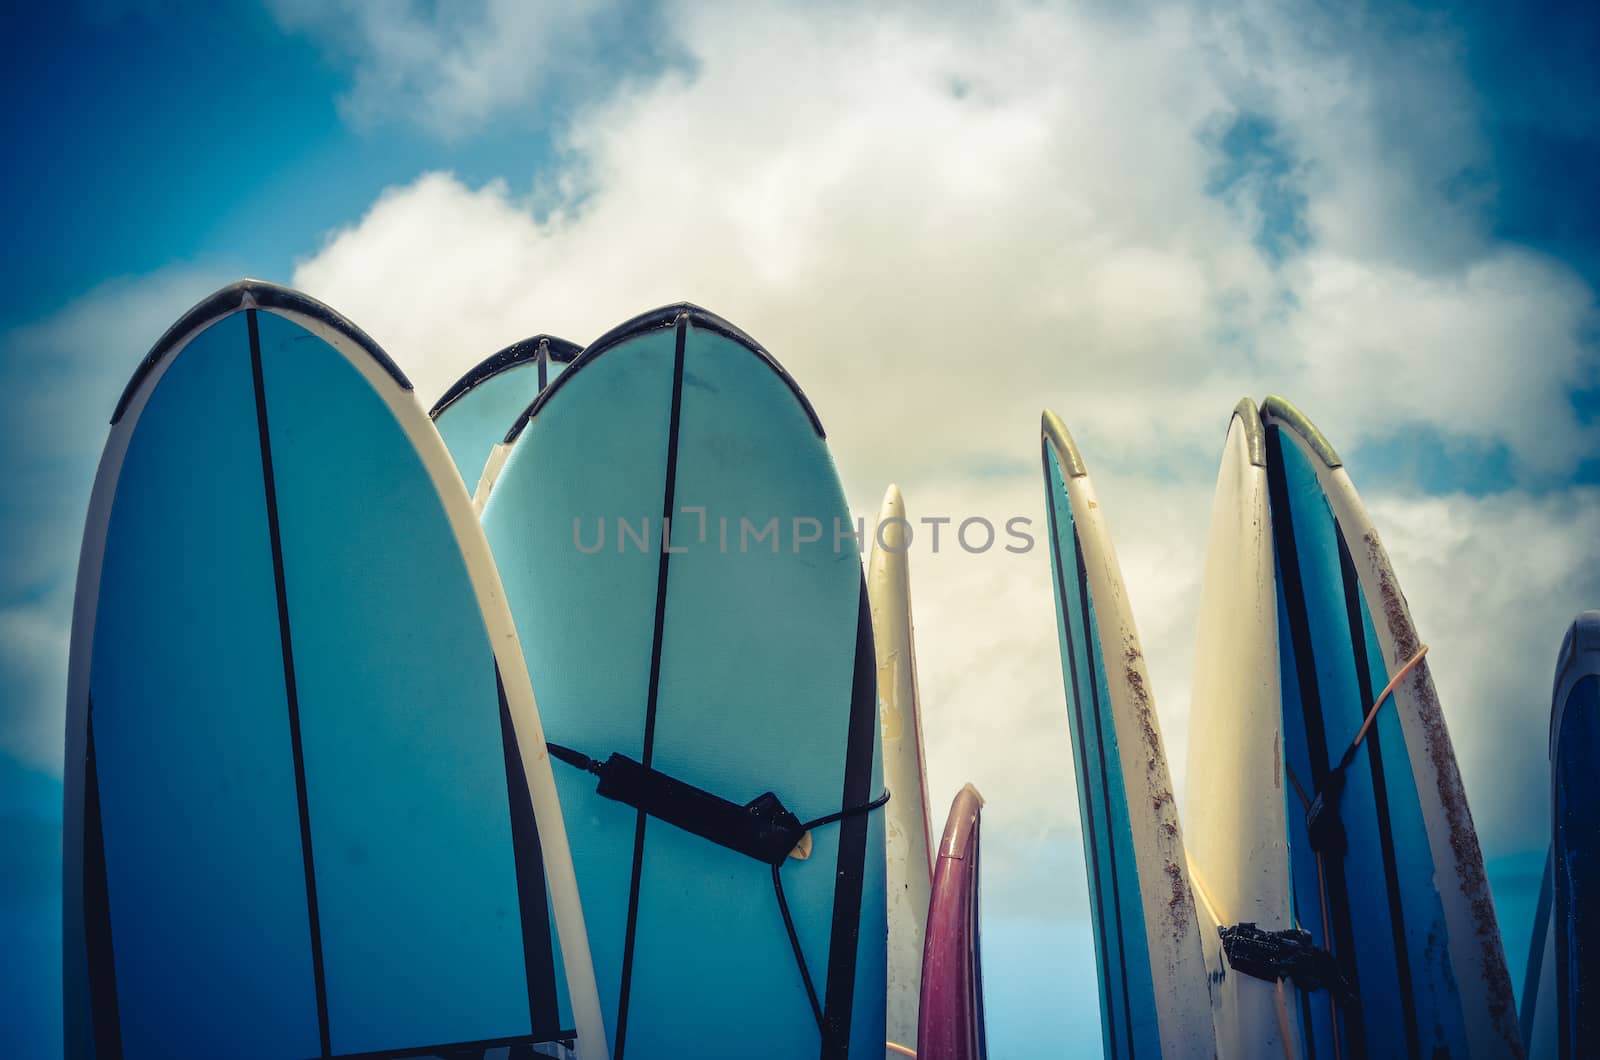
xmin=3 ymin=1 xmax=1597 ymax=1054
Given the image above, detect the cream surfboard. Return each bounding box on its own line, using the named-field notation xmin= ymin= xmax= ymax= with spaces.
xmin=867 ymin=484 xmax=935 ymax=1053
xmin=1184 ymin=399 xmax=1301 ymax=1059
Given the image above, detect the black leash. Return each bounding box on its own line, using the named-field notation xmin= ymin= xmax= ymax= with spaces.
xmin=772 ymin=789 xmax=893 ymax=1028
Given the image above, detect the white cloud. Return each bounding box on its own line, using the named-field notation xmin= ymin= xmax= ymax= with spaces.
xmin=897 ymin=468 xmax=1211 ymax=923
xmin=290 ymin=2 xmax=1596 ymax=487
xmin=284 ymin=4 xmax=1600 ymax=961
xmin=1282 ymin=251 xmax=1599 ymax=476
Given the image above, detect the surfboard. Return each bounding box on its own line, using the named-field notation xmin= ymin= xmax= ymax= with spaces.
xmin=1543 ymin=610 xmax=1600 ymax=1056
xmin=1256 ymin=394 xmax=1521 ymax=1057
xmin=1184 ymin=399 xmax=1302 ymax=1059
xmin=430 ymin=334 xmax=583 ymax=502
xmin=867 ymin=483 xmax=935 ymax=1053
xmin=918 ymin=784 xmax=986 ymax=1060
xmin=1039 ymin=410 xmax=1213 ymax=1060
xmin=479 ymin=304 xmax=887 ymax=1059
xmin=63 ymin=280 xmax=607 ymax=1060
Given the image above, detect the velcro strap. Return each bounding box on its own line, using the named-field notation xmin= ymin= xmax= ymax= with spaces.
xmin=583 ymin=751 xmax=806 ymax=866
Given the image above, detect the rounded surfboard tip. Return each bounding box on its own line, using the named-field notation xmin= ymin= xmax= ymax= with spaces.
xmin=1040 ymin=409 xmax=1088 ymax=478
xmin=871 ymin=484 xmax=911 ymax=560
xmin=1557 ymin=610 xmax=1600 ymax=678
xmin=1551 ymin=609 xmax=1600 ymax=758
xmin=504 ymin=302 xmax=825 ymax=446
xmin=429 ymin=334 xmax=584 ymax=420
xmin=876 ymin=482 xmax=906 ymax=529
xmin=112 ymin=278 xmax=410 ymax=426
xmin=940 ymin=784 xmax=984 ymax=861
xmin=1259 ymin=395 xmax=1342 ymax=468
xmin=921 ymin=783 xmax=986 ymax=1059
xmin=940 ymin=781 xmax=979 ymax=864
xmin=1229 ymin=397 xmax=1267 ymax=468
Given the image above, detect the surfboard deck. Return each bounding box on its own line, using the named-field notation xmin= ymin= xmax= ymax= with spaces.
xmin=63 ymin=281 xmax=607 ymax=1059
xmin=1257 ymin=394 xmax=1521 ymax=1057
xmin=867 ymin=483 xmax=935 ymax=1053
xmin=1040 ymin=410 xmax=1213 ymax=1060
xmin=1184 ymin=399 xmax=1299 ymax=1060
xmin=918 ymin=784 xmax=985 ymax=1060
xmin=480 ymin=304 xmax=887 ymax=1059
xmin=430 ymin=334 xmax=583 ymax=503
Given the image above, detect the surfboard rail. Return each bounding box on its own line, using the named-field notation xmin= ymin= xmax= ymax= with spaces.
xmin=504 ymin=303 xmax=825 ymax=446
xmin=430 ymin=334 xmax=584 ymax=419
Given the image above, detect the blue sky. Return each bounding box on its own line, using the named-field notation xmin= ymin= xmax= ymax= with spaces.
xmin=3 ymin=1 xmax=1598 ymax=1055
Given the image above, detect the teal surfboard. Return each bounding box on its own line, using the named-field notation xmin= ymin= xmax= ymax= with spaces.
xmin=480 ymin=305 xmax=887 ymax=1059
xmin=431 ymin=334 xmax=583 ymax=494
xmin=63 ymin=281 xmax=606 ymax=1059
xmin=1040 ymin=411 xmax=1213 ymax=1059
xmin=1258 ymin=396 xmax=1520 ymax=1056
xmin=1524 ymin=610 xmax=1600 ymax=1058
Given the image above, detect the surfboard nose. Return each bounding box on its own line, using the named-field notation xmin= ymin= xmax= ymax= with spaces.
xmin=1039 ymin=409 xmax=1086 ymax=478
xmin=1552 ymin=610 xmax=1600 ymax=758
xmin=938 ymin=784 xmax=984 ymax=862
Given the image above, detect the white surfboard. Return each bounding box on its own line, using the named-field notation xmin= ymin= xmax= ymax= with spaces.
xmin=1184 ymin=399 xmax=1301 ymax=1059
xmin=867 ymin=484 xmax=935 ymax=1052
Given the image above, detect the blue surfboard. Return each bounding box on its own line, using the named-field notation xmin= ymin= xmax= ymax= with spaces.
xmin=431 ymin=335 xmax=583 ymax=492
xmin=1040 ymin=411 xmax=1213 ymax=1060
xmin=1259 ymin=396 xmax=1520 ymax=1056
xmin=1528 ymin=610 xmax=1600 ymax=1057
xmin=480 ymin=305 xmax=887 ymax=1059
xmin=63 ymin=281 xmax=606 ymax=1059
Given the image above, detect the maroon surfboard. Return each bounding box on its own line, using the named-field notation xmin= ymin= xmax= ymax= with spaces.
xmin=917 ymin=784 xmax=987 ymax=1060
